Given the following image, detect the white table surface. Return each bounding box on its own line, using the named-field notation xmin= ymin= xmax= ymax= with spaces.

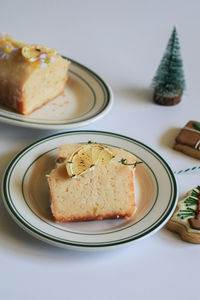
xmin=0 ymin=1 xmax=200 ymax=299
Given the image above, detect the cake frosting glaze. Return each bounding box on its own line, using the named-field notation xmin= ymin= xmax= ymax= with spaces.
xmin=0 ymin=32 xmax=69 ymax=115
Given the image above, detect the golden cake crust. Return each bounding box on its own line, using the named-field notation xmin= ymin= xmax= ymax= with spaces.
xmin=0 ymin=34 xmax=69 ymax=115
xmin=48 ymin=144 xmax=136 ymax=222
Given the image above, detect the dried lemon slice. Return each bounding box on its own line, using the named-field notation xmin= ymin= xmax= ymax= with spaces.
xmin=66 ymin=144 xmax=115 ymax=177
xmin=21 ymin=45 xmax=57 ymax=62
xmin=21 ymin=46 xmax=39 ymax=62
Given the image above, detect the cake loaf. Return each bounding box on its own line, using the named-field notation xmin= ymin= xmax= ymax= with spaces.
xmin=0 ymin=32 xmax=69 ymax=115
xmin=48 ymin=144 xmax=137 ymax=222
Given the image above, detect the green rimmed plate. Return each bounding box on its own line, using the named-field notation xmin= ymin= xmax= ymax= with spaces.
xmin=0 ymin=58 xmax=113 ymax=130
xmin=2 ymin=131 xmax=178 ymax=250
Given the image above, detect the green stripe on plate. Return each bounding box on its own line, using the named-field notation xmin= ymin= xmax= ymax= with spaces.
xmin=0 ymin=58 xmax=111 ymax=126
xmin=2 ymin=130 xmax=178 ymax=248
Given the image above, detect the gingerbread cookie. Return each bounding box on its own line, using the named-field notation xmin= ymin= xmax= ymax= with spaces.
xmin=167 ymin=186 xmax=200 ymax=243
xmin=173 ymin=121 xmax=200 ymax=160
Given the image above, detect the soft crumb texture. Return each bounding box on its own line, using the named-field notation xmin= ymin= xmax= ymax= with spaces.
xmin=0 ymin=54 xmax=69 ymax=115
xmin=48 ymin=145 xmax=136 ymax=222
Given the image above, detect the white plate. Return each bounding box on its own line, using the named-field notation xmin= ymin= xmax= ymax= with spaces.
xmin=2 ymin=131 xmax=178 ymax=250
xmin=0 ymin=58 xmax=113 ymax=130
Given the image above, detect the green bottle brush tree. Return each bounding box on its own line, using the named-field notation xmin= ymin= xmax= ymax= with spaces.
xmin=152 ymin=27 xmax=185 ymax=106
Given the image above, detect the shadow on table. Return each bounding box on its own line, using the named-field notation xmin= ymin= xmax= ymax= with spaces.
xmin=114 ymin=86 xmax=153 ymax=103
xmin=159 ymin=127 xmax=180 ymax=149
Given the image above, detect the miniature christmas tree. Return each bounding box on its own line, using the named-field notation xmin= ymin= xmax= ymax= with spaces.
xmin=152 ymin=27 xmax=185 ymax=106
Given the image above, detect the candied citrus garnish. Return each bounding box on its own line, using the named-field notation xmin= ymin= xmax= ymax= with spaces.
xmin=66 ymin=144 xmax=115 ymax=177
xmin=21 ymin=45 xmax=57 ymax=62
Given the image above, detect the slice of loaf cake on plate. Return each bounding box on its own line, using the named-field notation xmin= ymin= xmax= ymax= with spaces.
xmin=47 ymin=143 xmax=137 ymax=222
xmin=0 ymin=32 xmax=69 ymax=115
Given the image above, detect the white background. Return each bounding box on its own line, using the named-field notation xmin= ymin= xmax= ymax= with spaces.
xmin=0 ymin=0 xmax=200 ymax=299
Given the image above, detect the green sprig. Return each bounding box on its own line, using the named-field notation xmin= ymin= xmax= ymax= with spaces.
xmin=87 ymin=141 xmax=97 ymax=144
xmin=119 ymin=158 xmax=142 ymax=168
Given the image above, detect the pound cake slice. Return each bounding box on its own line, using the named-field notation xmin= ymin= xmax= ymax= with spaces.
xmin=0 ymin=32 xmax=69 ymax=115
xmin=48 ymin=143 xmax=137 ymax=222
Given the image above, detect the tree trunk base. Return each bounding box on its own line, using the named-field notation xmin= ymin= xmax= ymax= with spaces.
xmin=153 ymin=93 xmax=182 ymax=106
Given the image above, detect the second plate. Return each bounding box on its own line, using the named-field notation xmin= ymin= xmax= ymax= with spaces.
xmin=0 ymin=58 xmax=113 ymax=130
xmin=2 ymin=131 xmax=178 ymax=250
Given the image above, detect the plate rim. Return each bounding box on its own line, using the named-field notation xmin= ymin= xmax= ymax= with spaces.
xmin=0 ymin=57 xmax=113 ymax=130
xmin=2 ymin=130 xmax=178 ymax=249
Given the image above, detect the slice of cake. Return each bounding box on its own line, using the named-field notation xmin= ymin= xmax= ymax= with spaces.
xmin=47 ymin=143 xmax=137 ymax=222
xmin=0 ymin=32 xmax=69 ymax=115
